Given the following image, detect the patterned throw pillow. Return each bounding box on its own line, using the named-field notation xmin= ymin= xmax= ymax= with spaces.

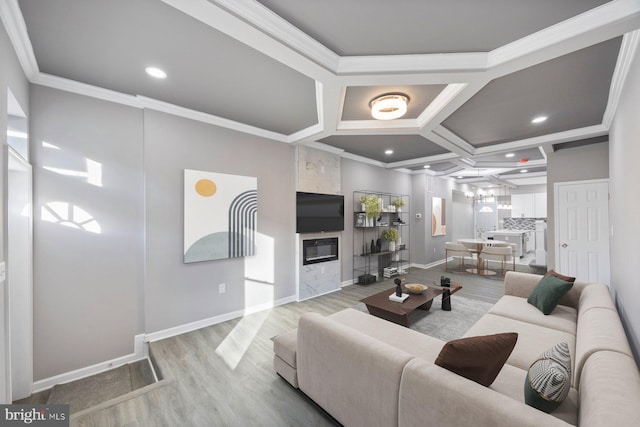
xmin=524 ymin=342 xmax=572 ymax=413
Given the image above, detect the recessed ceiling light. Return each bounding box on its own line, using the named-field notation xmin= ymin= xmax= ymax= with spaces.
xmin=505 ymin=153 xmax=515 ymax=158
xmin=385 ymin=149 xmax=394 ymax=155
xmin=531 ymin=116 xmax=547 ymax=124
xmin=520 ymin=169 xmax=528 ymax=173
xmin=423 ymin=165 xmax=431 ymax=169
xmin=457 ymin=176 xmax=463 ymax=179
xmin=370 ymin=93 xmax=409 ymax=120
xmin=145 ymin=66 xmax=167 ymax=79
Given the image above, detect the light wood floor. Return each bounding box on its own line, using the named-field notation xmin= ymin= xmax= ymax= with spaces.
xmin=70 ymin=262 xmax=534 ymax=426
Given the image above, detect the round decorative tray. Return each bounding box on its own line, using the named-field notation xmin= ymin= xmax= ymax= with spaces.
xmin=404 ymin=283 xmax=427 ymax=294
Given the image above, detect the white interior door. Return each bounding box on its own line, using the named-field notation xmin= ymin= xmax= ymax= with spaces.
xmin=7 ymin=148 xmax=33 ymax=400
xmin=555 ymin=180 xmax=610 ymax=284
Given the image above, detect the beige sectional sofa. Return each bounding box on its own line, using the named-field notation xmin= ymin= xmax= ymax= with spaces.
xmin=273 ymin=271 xmax=640 ymax=426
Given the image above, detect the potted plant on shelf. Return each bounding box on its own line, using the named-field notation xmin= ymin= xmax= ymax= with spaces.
xmin=360 ymin=194 xmax=381 ymax=221
xmin=392 ymin=199 xmax=405 ymax=212
xmin=382 ymin=227 xmax=400 ymax=251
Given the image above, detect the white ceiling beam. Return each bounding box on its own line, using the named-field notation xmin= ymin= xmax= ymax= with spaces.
xmin=603 ymin=29 xmax=640 ymax=128
xmin=337 ymin=53 xmax=488 ymax=75
xmin=0 ymin=0 xmax=38 ymax=79
xmin=385 ymin=151 xmax=460 ymax=170
xmin=487 ymin=0 xmax=640 ymax=79
xmin=161 ymin=0 xmax=335 ymax=80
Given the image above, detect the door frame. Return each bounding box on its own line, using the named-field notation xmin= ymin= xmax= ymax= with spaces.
xmin=553 ymin=178 xmax=610 ymax=283
xmin=7 ymin=146 xmax=33 ymax=401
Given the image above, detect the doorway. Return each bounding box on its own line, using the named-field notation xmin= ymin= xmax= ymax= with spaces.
xmin=554 ymin=179 xmax=610 ymax=284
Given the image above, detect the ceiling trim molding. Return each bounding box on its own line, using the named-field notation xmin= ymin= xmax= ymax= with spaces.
xmin=209 ymin=0 xmax=340 ymax=72
xmin=33 ymin=73 xmax=142 ymax=108
xmin=336 ymin=119 xmax=418 ymax=133
xmin=487 ymin=0 xmax=640 ymax=77
xmin=340 ymin=151 xmax=387 ymax=168
xmin=472 ymin=159 xmax=547 ymax=169
xmin=386 ymin=151 xmax=460 ymax=169
xmin=286 ymin=123 xmax=324 ymax=144
xmin=603 ymin=29 xmax=640 ymax=128
xmin=337 ymin=53 xmax=488 ymax=75
xmin=300 ymin=141 xmax=345 ymax=155
xmin=473 ymin=124 xmax=609 ymax=155
xmin=416 ymin=83 xmax=468 ymax=128
xmin=432 ymin=126 xmax=476 ymax=155
xmin=0 ymin=0 xmax=38 ymax=79
xmin=161 ymin=0 xmax=333 ymax=80
xmin=138 ymin=96 xmax=288 ymax=142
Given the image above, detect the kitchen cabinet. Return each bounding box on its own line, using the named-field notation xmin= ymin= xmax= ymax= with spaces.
xmin=511 ymin=193 xmax=547 ymax=218
xmin=534 ymin=193 xmax=547 ymax=217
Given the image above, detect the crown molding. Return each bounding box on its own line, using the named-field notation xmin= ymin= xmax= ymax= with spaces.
xmin=162 ymin=0 xmax=333 ymax=81
xmin=0 ymin=0 xmax=38 ymax=79
xmin=431 ymin=126 xmax=477 ymax=155
xmin=209 ymin=0 xmax=340 ymax=72
xmin=416 ymin=83 xmax=468 ymax=128
xmin=33 ymin=73 xmax=141 ymax=108
xmin=300 ymin=141 xmax=345 ymax=155
xmin=340 ymin=151 xmax=387 ymax=168
xmin=385 ymin=151 xmax=460 ymax=170
xmin=336 ymin=119 xmax=418 ymax=133
xmin=337 ymin=52 xmax=488 ymax=75
xmin=603 ymin=29 xmax=640 ymax=128
xmin=488 ymin=0 xmax=640 ymax=78
xmin=473 ymin=124 xmax=608 ymax=156
xmin=139 ymin=96 xmax=288 ymax=142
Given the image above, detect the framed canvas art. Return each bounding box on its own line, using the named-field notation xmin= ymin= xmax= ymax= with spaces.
xmin=184 ymin=169 xmax=257 ymax=263
xmin=432 ymin=196 xmax=446 ymax=236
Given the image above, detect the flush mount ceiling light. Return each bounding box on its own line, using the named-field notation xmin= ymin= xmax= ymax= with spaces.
xmin=531 ymin=115 xmax=547 ymax=124
xmin=145 ymin=66 xmax=167 ymax=79
xmin=370 ymin=93 xmax=409 ymax=120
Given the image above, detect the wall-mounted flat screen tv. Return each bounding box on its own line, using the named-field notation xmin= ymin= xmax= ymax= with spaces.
xmin=296 ymin=192 xmax=344 ymax=233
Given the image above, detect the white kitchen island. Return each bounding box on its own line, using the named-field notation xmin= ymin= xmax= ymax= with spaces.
xmin=486 ymin=230 xmax=530 ymax=258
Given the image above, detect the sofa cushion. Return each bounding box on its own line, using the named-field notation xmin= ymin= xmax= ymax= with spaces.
xmin=524 ymin=342 xmax=572 ymax=413
xmin=273 ymin=328 xmax=297 ymax=368
xmin=398 ymin=358 xmax=573 ymax=427
xmin=434 ymin=333 xmax=518 ymax=386
xmin=329 ymin=308 xmax=446 ymax=361
xmin=296 ymin=312 xmax=413 ymax=427
xmin=489 ymin=295 xmax=577 ymax=335
xmin=490 ymin=363 xmax=578 ymax=426
xmin=578 ymin=284 xmax=617 ymax=316
xmin=579 ymin=351 xmax=640 ymax=427
xmin=463 ymin=314 xmax=576 ymax=374
xmin=574 ymin=307 xmax=633 ymax=388
xmin=528 ymin=274 xmax=574 ymax=315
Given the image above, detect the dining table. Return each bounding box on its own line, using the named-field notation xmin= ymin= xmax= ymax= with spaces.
xmin=457 ymin=238 xmax=508 ymax=276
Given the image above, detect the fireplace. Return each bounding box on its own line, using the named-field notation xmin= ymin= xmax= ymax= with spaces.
xmin=302 ymin=238 xmax=338 ymax=265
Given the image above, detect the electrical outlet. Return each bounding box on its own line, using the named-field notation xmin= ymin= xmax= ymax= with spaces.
xmin=219 ymin=283 xmax=226 ymax=294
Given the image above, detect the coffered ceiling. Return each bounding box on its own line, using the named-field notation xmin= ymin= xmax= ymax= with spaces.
xmin=3 ymin=0 xmax=640 ymax=189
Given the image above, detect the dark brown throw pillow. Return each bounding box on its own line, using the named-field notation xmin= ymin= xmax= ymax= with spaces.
xmin=544 ymin=270 xmax=576 ymax=284
xmin=435 ymin=333 xmax=518 ymax=387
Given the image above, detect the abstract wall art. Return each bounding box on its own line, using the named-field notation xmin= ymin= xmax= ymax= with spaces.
xmin=432 ymin=196 xmax=446 ymax=236
xmin=184 ymin=169 xmax=257 ymax=263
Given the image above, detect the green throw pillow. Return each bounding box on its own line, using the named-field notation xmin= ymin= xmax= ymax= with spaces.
xmin=524 ymin=342 xmax=572 ymax=413
xmin=527 ymin=274 xmax=573 ymax=315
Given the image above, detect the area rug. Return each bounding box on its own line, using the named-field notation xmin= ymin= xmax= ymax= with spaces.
xmin=353 ymin=294 xmax=493 ymax=342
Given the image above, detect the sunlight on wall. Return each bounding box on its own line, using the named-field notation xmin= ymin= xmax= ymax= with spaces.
xmin=215 ymin=232 xmax=276 ymax=370
xmin=43 ymin=158 xmax=103 ymax=187
xmin=41 ymin=202 xmax=101 ymax=234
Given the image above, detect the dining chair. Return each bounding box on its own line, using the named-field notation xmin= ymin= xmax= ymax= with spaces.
xmin=479 ymin=245 xmax=513 ymax=275
xmin=492 ymin=242 xmax=517 ymax=272
xmin=445 ymin=242 xmax=474 ymax=271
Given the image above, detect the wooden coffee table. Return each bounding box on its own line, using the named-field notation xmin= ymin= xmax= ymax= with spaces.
xmin=359 ymin=282 xmax=462 ymax=327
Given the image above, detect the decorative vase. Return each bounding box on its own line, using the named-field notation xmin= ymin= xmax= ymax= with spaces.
xmin=361 ymin=203 xmax=366 ymax=212
xmin=389 ymin=241 xmax=396 ymax=252
xmin=370 ymin=240 xmax=376 ymax=254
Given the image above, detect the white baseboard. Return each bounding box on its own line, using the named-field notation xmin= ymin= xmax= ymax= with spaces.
xmin=144 ymin=295 xmax=297 ymax=343
xmin=411 ymin=258 xmax=447 ymax=269
xmin=297 ymin=287 xmax=341 ymax=302
xmin=32 ymin=334 xmax=147 ymax=394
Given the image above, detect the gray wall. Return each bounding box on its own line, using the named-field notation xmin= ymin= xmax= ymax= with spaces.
xmin=30 ymin=85 xmax=144 ymax=380
xmin=341 ymin=159 xmax=412 ymax=281
xmin=144 ymin=110 xmax=296 ymax=333
xmin=411 ymin=174 xmax=458 ymax=265
xmin=545 ymin=142 xmax=609 ymax=270
xmin=610 ymin=45 xmax=640 ymax=362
